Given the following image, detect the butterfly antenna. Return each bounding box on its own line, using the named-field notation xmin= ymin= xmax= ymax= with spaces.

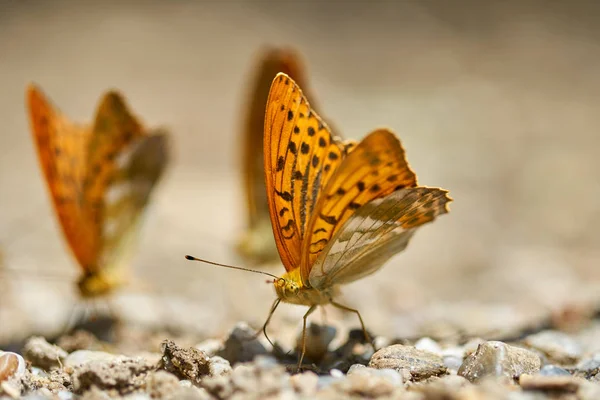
xmin=185 ymin=255 xmax=281 ymax=280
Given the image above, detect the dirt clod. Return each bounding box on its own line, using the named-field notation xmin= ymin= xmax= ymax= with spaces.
xmin=23 ymin=337 xmax=68 ymax=370
xmin=158 ymin=340 xmax=210 ymax=385
xmin=72 ymin=356 xmax=155 ymax=395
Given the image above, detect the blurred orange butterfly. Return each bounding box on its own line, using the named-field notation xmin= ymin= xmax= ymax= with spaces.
xmin=189 ymin=73 xmax=451 ymax=369
xmin=26 ymin=84 xmax=169 ymax=299
xmin=237 ymin=47 xmax=335 ymax=265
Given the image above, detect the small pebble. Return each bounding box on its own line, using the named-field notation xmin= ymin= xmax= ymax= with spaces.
xmin=346 ymin=364 xmax=366 ymax=375
xmin=23 ymin=337 xmax=68 ymax=370
xmin=539 ymin=364 xmax=571 ymax=376
xmin=348 ymin=366 xmax=403 ymax=386
xmin=144 ymin=370 xmax=182 ymax=399
xmin=523 ymin=330 xmax=582 ymax=364
xmin=64 ymin=350 xmax=117 ymax=368
xmin=519 ymin=374 xmax=581 ymax=393
xmin=415 ymin=337 xmax=443 ymax=355
xmin=330 ymin=369 xmax=344 ymax=378
xmin=290 ymin=370 xmax=318 ymax=397
xmin=194 ymin=338 xmax=224 ymax=357
xmin=369 ymin=344 xmax=447 ymax=381
xmin=295 ymin=323 xmax=336 ymax=363
xmin=458 ymin=341 xmax=541 ymax=383
xmin=442 ymin=347 xmax=465 ymax=372
xmin=217 ymin=322 xmax=267 ymax=365
xmin=316 ymin=375 xmax=341 ymax=390
xmin=0 ymin=352 xmax=25 ymax=382
xmin=56 ymin=391 xmax=73 ymax=400
xmin=373 ymin=336 xmax=390 ymax=350
xmin=1 ymin=381 xmax=21 ymax=398
xmin=330 ymin=367 xmax=403 ymax=398
xmin=414 ymin=375 xmax=471 ymax=398
xmin=208 ymin=356 xmax=232 ymax=376
xmin=574 ymin=352 xmax=600 ymax=379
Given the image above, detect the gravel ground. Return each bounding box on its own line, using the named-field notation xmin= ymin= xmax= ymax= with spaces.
xmin=1 ymin=1 xmax=600 ymax=398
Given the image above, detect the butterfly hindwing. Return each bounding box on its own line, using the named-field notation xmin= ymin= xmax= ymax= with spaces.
xmin=84 ymin=92 xmax=146 ymax=249
xmin=300 ymin=129 xmax=417 ymax=280
xmin=309 ymin=187 xmax=451 ymax=289
xmin=99 ymin=131 xmax=169 ymax=272
xmin=264 ymin=73 xmax=350 ymax=272
xmin=26 ymin=84 xmax=97 ymax=270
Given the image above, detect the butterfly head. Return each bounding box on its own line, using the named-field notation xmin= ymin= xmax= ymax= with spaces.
xmin=273 ymin=275 xmax=299 ymax=300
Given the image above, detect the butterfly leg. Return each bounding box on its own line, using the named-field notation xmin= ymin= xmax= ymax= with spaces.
xmin=297 ymin=305 xmax=317 ymax=372
xmin=320 ymin=305 xmax=328 ymax=325
xmin=330 ymin=300 xmax=372 ymax=345
xmin=255 ymin=298 xmax=281 ymax=347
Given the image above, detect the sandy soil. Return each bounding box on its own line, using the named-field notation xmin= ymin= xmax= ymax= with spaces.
xmin=1 ymin=0 xmax=600 ymax=351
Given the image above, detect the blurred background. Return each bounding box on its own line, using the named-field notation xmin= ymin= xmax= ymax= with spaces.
xmin=1 ymin=0 xmax=600 ymax=347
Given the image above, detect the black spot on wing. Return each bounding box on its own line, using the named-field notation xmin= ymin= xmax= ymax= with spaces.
xmin=348 ymin=202 xmax=361 ymax=210
xmin=309 ymin=238 xmax=329 ymax=254
xmin=288 ymin=141 xmax=297 ymax=154
xmin=312 ymin=155 xmax=319 ymax=168
xmin=301 ymin=142 xmax=310 ymax=154
xmin=282 ymin=219 xmax=294 ymax=231
xmin=320 ymin=214 xmax=337 ymax=225
xmin=276 ymin=190 xmax=293 ymax=202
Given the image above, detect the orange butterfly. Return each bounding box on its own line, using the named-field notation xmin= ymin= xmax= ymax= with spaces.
xmin=26 ymin=84 xmax=168 ymax=299
xmin=237 ymin=47 xmax=335 ymax=264
xmin=189 ymin=73 xmax=451 ymax=369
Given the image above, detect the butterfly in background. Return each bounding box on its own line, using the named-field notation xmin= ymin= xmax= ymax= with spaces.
xmin=237 ymin=47 xmax=331 ymax=265
xmin=26 ymin=84 xmax=169 ymax=299
xmin=189 ymin=73 xmax=452 ymax=370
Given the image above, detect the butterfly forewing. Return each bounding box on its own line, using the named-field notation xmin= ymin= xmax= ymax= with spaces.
xmin=265 ymin=73 xmax=349 ymax=273
xmin=309 ymin=187 xmax=451 ymax=289
xmin=299 ymin=129 xmax=417 ymax=280
xmin=26 ymin=84 xmax=97 ymax=270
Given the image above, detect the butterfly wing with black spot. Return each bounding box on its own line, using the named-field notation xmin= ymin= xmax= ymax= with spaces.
xmin=26 ymin=84 xmax=96 ymax=270
xmin=309 ymin=187 xmax=451 ymax=289
xmin=299 ymin=129 xmax=418 ymax=281
xmin=264 ymin=73 xmax=353 ymax=272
